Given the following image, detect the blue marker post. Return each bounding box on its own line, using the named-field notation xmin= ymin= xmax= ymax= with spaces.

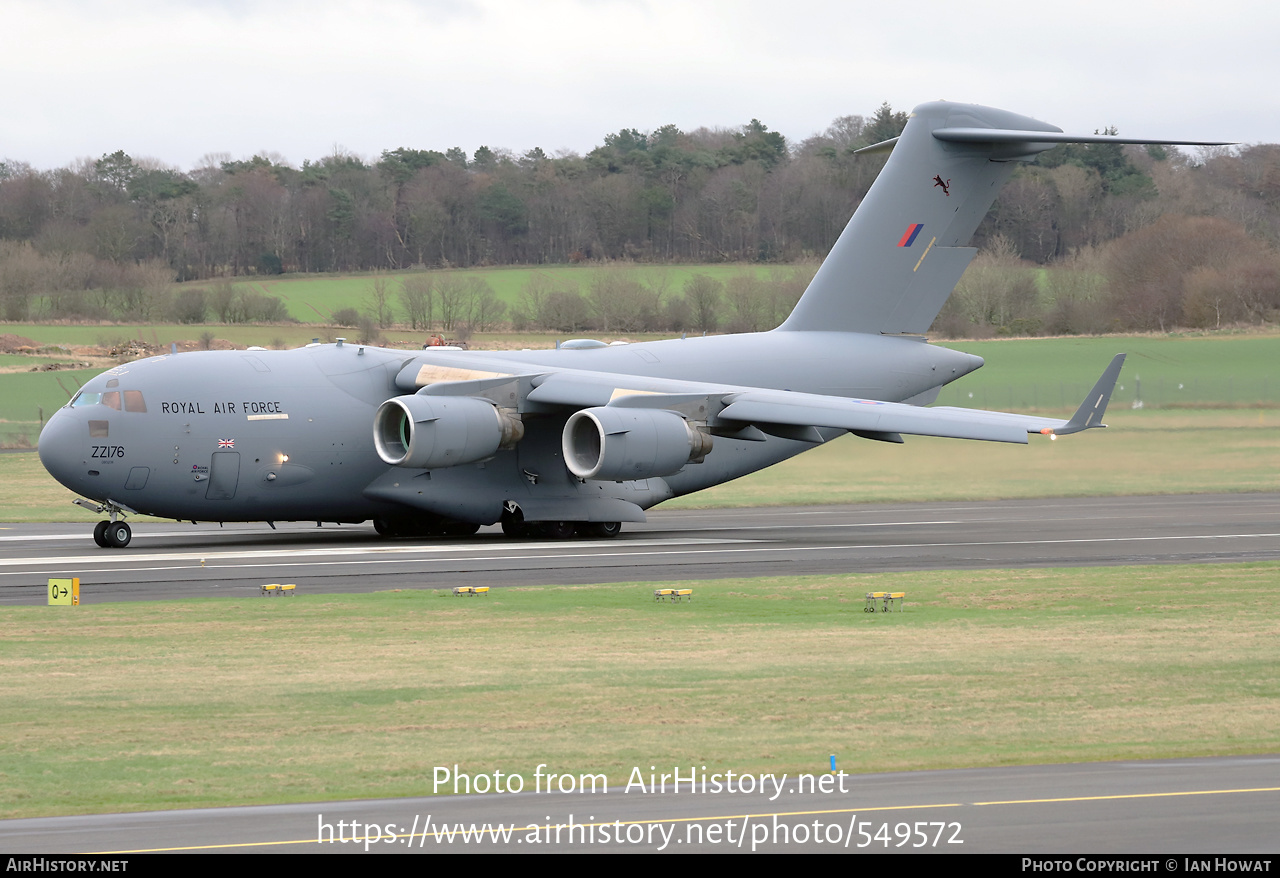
xmin=830 ymin=755 xmax=836 ymax=773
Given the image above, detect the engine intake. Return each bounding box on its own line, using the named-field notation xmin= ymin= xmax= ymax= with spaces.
xmin=374 ymin=395 xmax=522 ymax=469
xmin=562 ymin=407 xmax=711 ymax=481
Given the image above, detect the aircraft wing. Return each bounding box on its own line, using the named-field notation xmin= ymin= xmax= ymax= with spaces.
xmin=450 ymin=352 xmax=1126 ymax=446
xmin=717 ymin=354 xmax=1125 ymax=444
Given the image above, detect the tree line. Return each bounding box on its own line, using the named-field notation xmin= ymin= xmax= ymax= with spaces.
xmin=2 ymin=102 xmax=1279 ymax=335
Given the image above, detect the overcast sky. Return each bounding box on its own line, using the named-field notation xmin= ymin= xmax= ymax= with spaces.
xmin=4 ymin=0 xmax=1274 ymax=171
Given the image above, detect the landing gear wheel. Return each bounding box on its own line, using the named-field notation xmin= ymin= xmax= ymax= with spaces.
xmin=93 ymin=520 xmax=110 ymax=548
xmin=580 ymin=521 xmax=622 ymax=538
xmin=442 ymin=521 xmax=481 ymax=536
xmin=373 ymin=517 xmax=399 ymax=537
xmin=105 ymin=521 xmax=132 ymax=548
xmin=539 ymin=521 xmax=576 ymax=539
xmin=500 ymin=508 xmax=528 ymax=538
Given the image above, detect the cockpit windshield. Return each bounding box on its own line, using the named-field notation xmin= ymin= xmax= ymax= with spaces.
xmin=69 ymin=390 xmax=146 ymax=412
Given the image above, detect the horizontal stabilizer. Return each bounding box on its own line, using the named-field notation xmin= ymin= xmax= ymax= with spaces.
xmin=932 ymin=128 xmax=1233 ymax=147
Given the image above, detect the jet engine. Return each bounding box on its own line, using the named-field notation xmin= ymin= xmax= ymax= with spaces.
xmin=562 ymin=407 xmax=712 ymax=481
xmin=374 ymin=395 xmax=523 ymax=469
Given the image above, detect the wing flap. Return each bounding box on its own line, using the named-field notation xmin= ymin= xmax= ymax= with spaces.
xmin=718 ymin=396 xmax=1033 ymax=444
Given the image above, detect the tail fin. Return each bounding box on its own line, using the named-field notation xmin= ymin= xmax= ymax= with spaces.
xmin=780 ymin=101 xmax=1230 ymax=335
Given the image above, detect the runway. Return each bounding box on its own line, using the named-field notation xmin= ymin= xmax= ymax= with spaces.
xmin=1 ymin=493 xmax=1278 ymax=604
xmin=4 ymin=493 xmax=1278 ymax=854
xmin=2 ymin=755 xmax=1277 ymax=853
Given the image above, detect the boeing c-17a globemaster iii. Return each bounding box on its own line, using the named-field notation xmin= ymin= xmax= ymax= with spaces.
xmin=37 ymin=101 xmax=1229 ymax=547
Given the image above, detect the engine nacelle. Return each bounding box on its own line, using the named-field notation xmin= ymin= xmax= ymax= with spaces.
xmin=374 ymin=395 xmax=523 ymax=469
xmin=562 ymin=407 xmax=712 ymax=481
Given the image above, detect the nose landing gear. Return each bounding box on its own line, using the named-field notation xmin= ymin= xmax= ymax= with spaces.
xmin=76 ymin=498 xmax=134 ymax=548
xmin=94 ymin=520 xmax=132 ymax=548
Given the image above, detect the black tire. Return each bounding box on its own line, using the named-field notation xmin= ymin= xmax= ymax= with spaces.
xmin=539 ymin=521 xmax=576 ymax=539
xmin=500 ymin=509 xmax=528 ymax=538
xmin=106 ymin=521 xmax=131 ymax=548
xmin=93 ymin=520 xmax=110 ymax=548
xmin=442 ymin=521 xmax=481 ymax=536
xmin=580 ymin=521 xmax=622 ymax=538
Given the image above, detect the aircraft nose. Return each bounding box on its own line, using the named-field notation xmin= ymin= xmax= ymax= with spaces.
xmin=38 ymin=408 xmax=85 ymax=492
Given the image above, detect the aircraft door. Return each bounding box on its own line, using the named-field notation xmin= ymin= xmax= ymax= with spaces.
xmin=206 ymin=452 xmax=240 ymax=500
xmin=124 ymin=467 xmax=150 ymax=490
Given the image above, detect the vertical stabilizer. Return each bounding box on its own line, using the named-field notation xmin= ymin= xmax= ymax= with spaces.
xmin=782 ymin=102 xmax=1060 ymax=335
xmin=781 ymin=101 xmax=1230 ymax=336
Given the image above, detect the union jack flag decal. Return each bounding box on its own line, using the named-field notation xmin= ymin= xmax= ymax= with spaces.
xmin=218 ymin=439 xmax=235 ymax=448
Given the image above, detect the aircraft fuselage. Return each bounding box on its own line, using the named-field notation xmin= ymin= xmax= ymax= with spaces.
xmin=37 ymin=330 xmax=980 ymax=526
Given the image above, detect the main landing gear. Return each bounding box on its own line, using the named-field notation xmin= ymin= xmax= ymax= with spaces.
xmin=372 ymin=515 xmax=482 ymax=538
xmin=499 ymin=506 xmax=622 ymax=539
xmin=74 ymin=498 xmax=133 ymax=548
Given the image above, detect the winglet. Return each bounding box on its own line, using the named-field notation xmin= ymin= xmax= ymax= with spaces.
xmin=1054 ymin=354 xmax=1126 ymax=435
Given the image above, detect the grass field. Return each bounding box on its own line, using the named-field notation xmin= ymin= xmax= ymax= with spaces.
xmin=239 ymin=263 xmax=795 ymax=323
xmin=935 ymin=333 xmax=1280 ymax=410
xmin=3 ymin=563 xmax=1277 ymax=818
xmin=0 ymin=369 xmax=102 ymax=449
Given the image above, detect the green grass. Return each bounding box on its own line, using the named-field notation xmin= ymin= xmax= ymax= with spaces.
xmin=936 ymin=332 xmax=1280 ymax=409
xmin=0 ymin=354 xmax=72 ymax=367
xmin=0 ymin=369 xmax=101 ymax=448
xmin=189 ymin=263 xmax=791 ymax=323
xmin=3 ymin=563 xmax=1277 ymax=818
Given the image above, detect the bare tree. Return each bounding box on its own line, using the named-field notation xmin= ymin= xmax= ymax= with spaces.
xmin=400 ymin=274 xmax=434 ymax=329
xmin=364 ymin=271 xmax=394 ymax=328
xmin=683 ymin=273 xmax=722 ymax=333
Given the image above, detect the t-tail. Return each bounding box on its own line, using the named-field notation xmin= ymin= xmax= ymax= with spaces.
xmin=780 ymin=101 xmax=1232 ymax=336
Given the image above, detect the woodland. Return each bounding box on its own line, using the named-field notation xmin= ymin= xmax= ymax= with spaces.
xmin=2 ymin=103 xmax=1279 ymax=337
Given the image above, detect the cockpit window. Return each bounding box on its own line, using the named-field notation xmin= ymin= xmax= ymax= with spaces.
xmin=69 ymin=389 xmax=147 ymax=412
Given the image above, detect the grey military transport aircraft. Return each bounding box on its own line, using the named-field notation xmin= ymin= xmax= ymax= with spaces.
xmin=37 ymin=101 xmax=1228 ymax=547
